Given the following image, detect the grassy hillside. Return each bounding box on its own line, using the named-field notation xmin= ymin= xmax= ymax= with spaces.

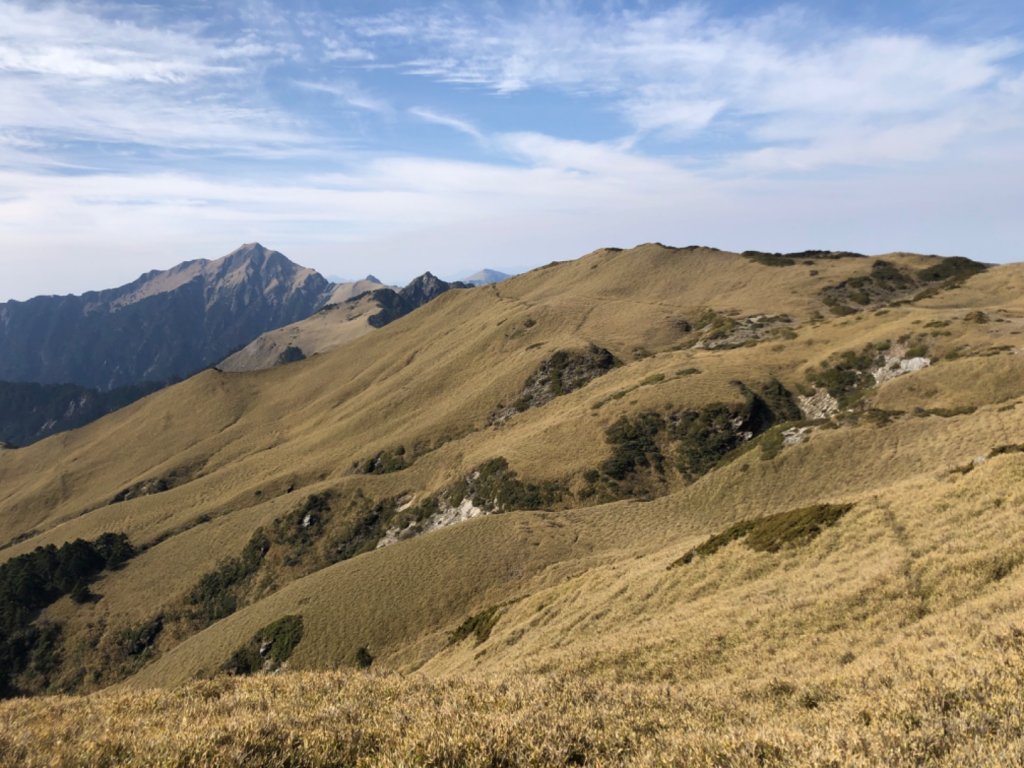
xmin=1 ymin=243 xmax=1023 ymax=763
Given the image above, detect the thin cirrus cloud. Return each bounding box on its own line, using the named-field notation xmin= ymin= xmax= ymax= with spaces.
xmin=293 ymin=80 xmax=392 ymax=114
xmin=0 ymin=0 xmax=1022 ymax=300
xmin=408 ymin=108 xmax=484 ymax=142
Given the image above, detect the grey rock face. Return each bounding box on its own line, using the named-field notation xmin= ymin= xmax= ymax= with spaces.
xmin=0 ymin=243 xmax=331 ymax=390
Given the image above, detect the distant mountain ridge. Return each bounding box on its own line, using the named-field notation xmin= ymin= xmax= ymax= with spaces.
xmin=367 ymin=272 xmax=470 ymax=328
xmin=463 ymin=268 xmax=511 ymax=286
xmin=0 ymin=243 xmax=331 ymax=390
xmin=218 ymin=272 xmax=469 ymax=372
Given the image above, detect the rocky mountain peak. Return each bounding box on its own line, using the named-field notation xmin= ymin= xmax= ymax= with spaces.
xmin=0 ymin=244 xmax=332 ymax=390
xmin=400 ymin=272 xmax=467 ymax=306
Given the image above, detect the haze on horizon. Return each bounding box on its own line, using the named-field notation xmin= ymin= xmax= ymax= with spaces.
xmin=0 ymin=0 xmax=1021 ymax=301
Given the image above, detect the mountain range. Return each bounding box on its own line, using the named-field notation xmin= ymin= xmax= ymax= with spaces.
xmin=1 ymin=243 xmax=1022 ymax=764
xmin=0 ymin=247 xmax=478 ymax=444
xmin=0 ymin=243 xmax=330 ymax=391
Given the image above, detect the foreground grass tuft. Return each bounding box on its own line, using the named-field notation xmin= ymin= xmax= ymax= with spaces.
xmin=3 ymin=652 xmax=1024 ymax=768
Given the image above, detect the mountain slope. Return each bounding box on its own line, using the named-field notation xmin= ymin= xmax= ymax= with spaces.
xmin=0 ymin=243 xmax=331 ymax=390
xmin=2 ymin=243 xmax=1024 ymax=762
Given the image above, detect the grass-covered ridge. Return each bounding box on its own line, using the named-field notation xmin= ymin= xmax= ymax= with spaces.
xmin=0 ymin=245 xmax=1018 ymax=759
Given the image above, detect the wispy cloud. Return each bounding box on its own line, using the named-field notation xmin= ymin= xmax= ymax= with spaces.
xmin=408 ymin=108 xmax=483 ymax=141
xmin=0 ymin=1 xmax=313 ymax=159
xmin=293 ymin=80 xmax=391 ymax=113
xmin=0 ymin=2 xmax=247 ymax=84
xmin=0 ymin=1 xmax=1022 ymax=300
xmin=345 ymin=3 xmax=1022 ymax=169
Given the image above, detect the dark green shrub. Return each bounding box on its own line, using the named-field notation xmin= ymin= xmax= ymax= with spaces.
xmin=0 ymin=532 xmax=134 ymax=697
xmin=120 ymin=616 xmax=164 ymax=657
xmin=449 ymin=606 xmax=501 ymax=646
xmin=355 ymin=646 xmax=374 ymax=669
xmin=759 ymin=428 xmax=785 ymax=460
xmin=187 ymin=528 xmax=270 ymax=623
xmin=670 ymin=503 xmax=852 ymax=567
xmin=222 ymin=646 xmax=263 ymax=676
xmin=989 ymin=444 xmax=1024 ymax=457
xmin=221 ymin=615 xmax=304 ymax=676
xmin=916 ymin=256 xmax=987 ymax=283
xmin=806 ymin=346 xmax=883 ymax=407
xmin=444 ymin=458 xmax=564 ymax=512
xmin=670 ymin=520 xmax=756 ymax=567
xmin=602 ymin=413 xmax=666 ymax=480
xmin=331 ymin=506 xmax=386 ymax=562
xmin=744 ymin=504 xmax=852 ymax=552
xmin=69 ymin=582 xmax=94 ymax=605
xmin=355 ymin=447 xmax=408 ymax=474
xmin=499 ymin=345 xmax=618 ymax=420
xmin=598 ymin=380 xmax=799 ymax=487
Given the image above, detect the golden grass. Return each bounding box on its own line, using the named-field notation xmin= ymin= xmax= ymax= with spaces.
xmin=6 ymin=454 xmax=1024 ymax=767
xmin=5 ymin=632 xmax=1024 ymax=768
xmin=3 ymin=245 xmax=1024 ymax=763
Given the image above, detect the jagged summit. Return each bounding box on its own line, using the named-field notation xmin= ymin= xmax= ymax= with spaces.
xmin=399 ymin=271 xmax=465 ymax=306
xmin=0 ymin=243 xmax=330 ymax=390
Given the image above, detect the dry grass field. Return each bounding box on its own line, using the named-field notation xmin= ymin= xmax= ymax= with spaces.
xmin=2 ymin=244 xmax=1024 ymax=764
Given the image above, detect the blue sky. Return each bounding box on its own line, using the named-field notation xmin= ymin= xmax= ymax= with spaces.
xmin=0 ymin=0 xmax=1022 ymax=299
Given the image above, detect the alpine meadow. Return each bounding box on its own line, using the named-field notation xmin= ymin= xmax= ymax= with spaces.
xmin=3 ymin=244 xmax=1024 ymax=765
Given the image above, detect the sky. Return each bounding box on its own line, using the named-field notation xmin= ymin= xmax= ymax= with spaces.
xmin=1 ymin=0 xmax=1022 ymax=299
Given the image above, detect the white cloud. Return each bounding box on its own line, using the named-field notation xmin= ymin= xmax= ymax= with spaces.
xmin=408 ymin=108 xmax=483 ymax=141
xmin=0 ymin=3 xmax=241 ymax=84
xmin=294 ymin=80 xmax=391 ymax=113
xmin=0 ymin=1 xmax=312 ymax=156
xmin=346 ymin=3 xmax=1022 ymax=160
xmin=3 ymin=117 xmax=1019 ymax=299
xmin=0 ymin=1 xmax=1022 ymax=300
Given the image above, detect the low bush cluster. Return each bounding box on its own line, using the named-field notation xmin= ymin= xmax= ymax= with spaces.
xmin=443 ymin=458 xmax=564 ymax=513
xmin=222 ymin=615 xmax=304 ymax=676
xmin=742 ymin=249 xmax=865 ymax=267
xmin=821 ymin=260 xmax=917 ymax=315
xmin=353 ymin=447 xmax=408 ymax=475
xmin=806 ymin=344 xmax=887 ymax=407
xmin=597 ymin=380 xmax=801 ymax=490
xmin=0 ymin=533 xmax=134 ymax=696
xmin=448 ymin=606 xmax=502 ymax=647
xmin=187 ymin=529 xmax=269 ymax=623
xmin=670 ymin=503 xmax=853 ymax=567
xmin=492 ymin=345 xmax=617 ymax=423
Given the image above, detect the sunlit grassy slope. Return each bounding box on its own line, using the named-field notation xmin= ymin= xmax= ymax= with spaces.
xmin=3 ymin=244 xmax=1024 ymax=764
